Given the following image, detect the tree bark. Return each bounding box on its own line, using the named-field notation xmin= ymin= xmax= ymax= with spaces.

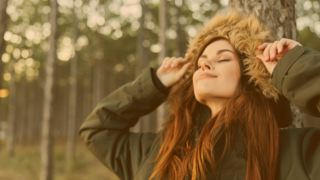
xmin=131 ymin=0 xmax=147 ymax=133
xmin=228 ymin=0 xmax=308 ymax=128
xmin=40 ymin=0 xmax=58 ymax=179
xmin=66 ymin=2 xmax=78 ymax=170
xmin=0 ymin=0 xmax=8 ymax=95
xmin=27 ymin=78 xmax=36 ymax=145
xmin=82 ymin=60 xmax=91 ymax=125
xmin=17 ymin=75 xmax=28 ymax=146
xmin=156 ymin=0 xmax=168 ymax=131
xmin=0 ymin=0 xmax=9 ymax=150
xmin=34 ymin=76 xmax=43 ymax=145
xmin=93 ymin=57 xmax=102 ymax=107
xmin=174 ymin=0 xmax=184 ymax=57
xmin=6 ymin=61 xmax=16 ymax=156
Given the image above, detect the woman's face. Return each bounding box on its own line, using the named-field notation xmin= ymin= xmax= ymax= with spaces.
xmin=193 ymin=39 xmax=241 ymax=105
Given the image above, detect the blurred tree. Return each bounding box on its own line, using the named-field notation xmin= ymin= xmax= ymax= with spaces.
xmin=0 ymin=0 xmax=9 ymax=149
xmin=27 ymin=76 xmax=36 ymax=145
xmin=228 ymin=0 xmax=307 ymax=128
xmin=174 ymin=0 xmax=185 ymax=57
xmin=229 ymin=0 xmax=298 ymax=40
xmin=156 ymin=0 xmax=168 ymax=130
xmin=132 ymin=0 xmax=149 ymax=133
xmin=6 ymin=57 xmax=17 ymax=156
xmin=16 ymin=74 xmax=28 ymax=146
xmin=66 ymin=0 xmax=79 ymax=170
xmin=0 ymin=0 xmax=8 ymax=93
xmin=41 ymin=0 xmax=58 ymax=180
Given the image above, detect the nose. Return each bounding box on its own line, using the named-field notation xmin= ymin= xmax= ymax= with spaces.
xmin=200 ymin=60 xmax=213 ymax=70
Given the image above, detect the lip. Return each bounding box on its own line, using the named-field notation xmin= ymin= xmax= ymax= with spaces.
xmin=197 ymin=72 xmax=218 ymax=80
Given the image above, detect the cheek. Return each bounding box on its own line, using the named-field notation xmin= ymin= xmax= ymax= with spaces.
xmin=192 ymin=72 xmax=198 ymax=83
xmin=192 ymin=72 xmax=201 ymax=94
xmin=225 ymin=64 xmax=241 ymax=86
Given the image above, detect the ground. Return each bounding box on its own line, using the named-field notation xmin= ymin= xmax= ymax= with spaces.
xmin=0 ymin=142 xmax=119 ymax=180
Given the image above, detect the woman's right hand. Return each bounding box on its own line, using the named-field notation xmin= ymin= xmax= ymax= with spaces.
xmin=156 ymin=53 xmax=193 ymax=88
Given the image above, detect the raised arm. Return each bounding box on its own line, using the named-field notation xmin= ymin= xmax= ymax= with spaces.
xmin=79 ymin=55 xmax=192 ymax=179
xmin=79 ymin=67 xmax=167 ymax=180
xmin=257 ymin=38 xmax=320 ymax=117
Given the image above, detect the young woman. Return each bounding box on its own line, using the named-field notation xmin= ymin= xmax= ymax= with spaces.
xmin=79 ymin=10 xmax=320 ymax=180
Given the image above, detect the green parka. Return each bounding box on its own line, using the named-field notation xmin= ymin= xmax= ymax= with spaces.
xmin=79 ymin=45 xmax=320 ymax=180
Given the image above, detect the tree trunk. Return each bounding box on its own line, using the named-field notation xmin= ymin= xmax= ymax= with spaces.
xmin=131 ymin=0 xmax=148 ymax=133
xmin=17 ymin=75 xmax=28 ymax=146
xmin=82 ymin=60 xmax=91 ymax=124
xmin=66 ymin=2 xmax=78 ymax=170
xmin=93 ymin=57 xmax=102 ymax=107
xmin=228 ymin=0 xmax=311 ymax=128
xmin=174 ymin=0 xmax=184 ymax=57
xmin=34 ymin=76 xmax=43 ymax=145
xmin=0 ymin=0 xmax=8 ymax=92
xmin=156 ymin=0 xmax=168 ymax=131
xmin=27 ymin=78 xmax=36 ymax=145
xmin=40 ymin=0 xmax=58 ymax=179
xmin=0 ymin=0 xmax=9 ymax=150
xmin=6 ymin=61 xmax=17 ymax=156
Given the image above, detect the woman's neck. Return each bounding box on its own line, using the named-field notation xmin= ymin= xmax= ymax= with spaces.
xmin=206 ymin=98 xmax=230 ymax=117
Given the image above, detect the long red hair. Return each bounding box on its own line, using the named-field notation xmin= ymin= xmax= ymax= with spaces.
xmin=149 ymin=38 xmax=279 ymax=180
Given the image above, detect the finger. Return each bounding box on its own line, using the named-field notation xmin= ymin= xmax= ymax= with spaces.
xmin=256 ymin=54 xmax=264 ymax=62
xmin=258 ymin=43 xmax=269 ymax=50
xmin=279 ymin=38 xmax=298 ymax=51
xmin=269 ymin=41 xmax=278 ymax=61
xmin=171 ymin=57 xmax=184 ymax=67
xmin=185 ymin=53 xmax=189 ymax=58
xmin=263 ymin=44 xmax=272 ymax=61
xmin=277 ymin=40 xmax=284 ymax=54
xmin=176 ymin=62 xmax=193 ymax=78
xmin=162 ymin=57 xmax=170 ymax=69
xmin=256 ymin=54 xmax=277 ymax=75
xmin=279 ymin=38 xmax=290 ymax=47
xmin=164 ymin=58 xmax=173 ymax=68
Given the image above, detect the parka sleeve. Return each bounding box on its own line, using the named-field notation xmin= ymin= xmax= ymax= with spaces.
xmin=79 ymin=67 xmax=168 ymax=180
xmin=271 ymin=46 xmax=320 ymax=117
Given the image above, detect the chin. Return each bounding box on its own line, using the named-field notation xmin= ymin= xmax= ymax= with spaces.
xmin=194 ymin=93 xmax=211 ymax=104
xmin=194 ymin=91 xmax=233 ymax=102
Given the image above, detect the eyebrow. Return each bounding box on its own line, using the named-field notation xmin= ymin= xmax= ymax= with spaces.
xmin=199 ymin=49 xmax=234 ymax=59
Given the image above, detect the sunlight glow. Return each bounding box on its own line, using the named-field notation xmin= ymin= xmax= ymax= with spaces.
xmin=4 ymin=73 xmax=11 ymax=81
xmin=303 ymin=1 xmax=312 ymax=10
xmin=25 ymin=58 xmax=34 ymax=67
xmin=114 ymin=64 xmax=124 ymax=72
xmin=4 ymin=31 xmax=12 ymax=41
xmin=21 ymin=50 xmax=29 ymax=58
xmin=120 ymin=4 xmax=141 ymax=18
xmin=150 ymin=44 xmax=162 ymax=53
xmin=13 ymin=48 xmax=21 ymax=59
xmin=0 ymin=89 xmax=9 ymax=98
xmin=6 ymin=45 xmax=13 ymax=53
xmin=2 ymin=53 xmax=10 ymax=63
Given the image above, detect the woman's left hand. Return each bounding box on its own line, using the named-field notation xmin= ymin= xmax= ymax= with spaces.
xmin=256 ymin=38 xmax=302 ymax=74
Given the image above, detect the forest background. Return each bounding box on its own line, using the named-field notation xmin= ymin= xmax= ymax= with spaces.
xmin=0 ymin=0 xmax=320 ymax=180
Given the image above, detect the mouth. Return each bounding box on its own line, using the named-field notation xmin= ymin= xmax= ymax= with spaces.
xmin=197 ymin=73 xmax=218 ymax=81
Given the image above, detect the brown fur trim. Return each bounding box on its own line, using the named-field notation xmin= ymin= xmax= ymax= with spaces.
xmin=185 ymin=10 xmax=280 ymax=101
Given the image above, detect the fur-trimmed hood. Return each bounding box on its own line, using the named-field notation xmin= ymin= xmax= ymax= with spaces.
xmin=186 ymin=10 xmax=280 ymax=101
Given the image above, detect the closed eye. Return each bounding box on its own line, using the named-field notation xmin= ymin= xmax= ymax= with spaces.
xmin=218 ymin=59 xmax=230 ymax=62
xmin=197 ymin=59 xmax=230 ymax=69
